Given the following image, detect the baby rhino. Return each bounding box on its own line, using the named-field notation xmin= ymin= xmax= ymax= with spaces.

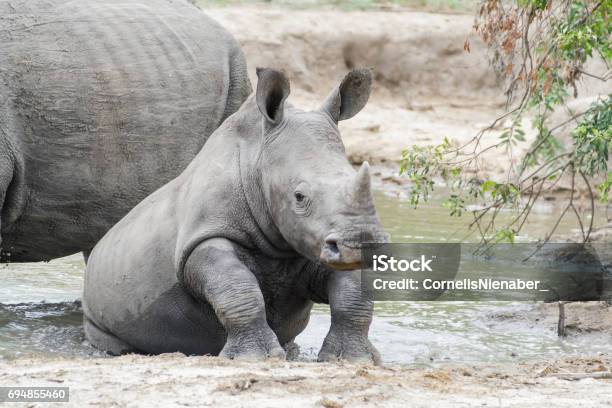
xmin=84 ymin=68 xmax=388 ymax=363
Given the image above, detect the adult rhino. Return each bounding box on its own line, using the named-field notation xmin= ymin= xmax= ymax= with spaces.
xmin=0 ymin=0 xmax=251 ymax=261
xmin=83 ymin=68 xmax=388 ymax=363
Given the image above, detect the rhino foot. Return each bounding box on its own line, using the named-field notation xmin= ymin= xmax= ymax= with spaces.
xmin=220 ymin=327 xmax=286 ymax=361
xmin=317 ymin=328 xmax=381 ymax=365
xmin=283 ymin=341 xmax=300 ymax=361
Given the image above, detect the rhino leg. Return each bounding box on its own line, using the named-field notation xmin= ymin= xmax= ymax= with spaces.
xmin=0 ymin=116 xmax=25 ymax=261
xmin=314 ymin=270 xmax=381 ymax=365
xmin=83 ymin=315 xmax=136 ymax=356
xmin=181 ymin=238 xmax=285 ymax=361
xmin=283 ymin=341 xmax=301 ymax=361
xmin=0 ymin=151 xmax=13 ymax=257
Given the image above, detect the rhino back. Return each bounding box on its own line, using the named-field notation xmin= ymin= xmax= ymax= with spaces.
xmin=0 ymin=0 xmax=250 ymax=260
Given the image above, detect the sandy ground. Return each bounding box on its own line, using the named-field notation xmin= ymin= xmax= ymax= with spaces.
xmin=1 ymin=353 xmax=611 ymax=407
xmin=0 ymin=302 xmax=610 ymax=406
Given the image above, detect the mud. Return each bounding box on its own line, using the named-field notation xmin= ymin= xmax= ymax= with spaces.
xmin=490 ymin=301 xmax=612 ymax=338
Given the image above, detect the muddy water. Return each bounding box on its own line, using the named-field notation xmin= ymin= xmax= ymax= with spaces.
xmin=0 ymin=189 xmax=609 ymax=364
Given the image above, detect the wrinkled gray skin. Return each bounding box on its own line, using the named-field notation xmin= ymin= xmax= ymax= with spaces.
xmin=0 ymin=0 xmax=250 ymax=261
xmin=84 ymin=68 xmax=389 ymax=364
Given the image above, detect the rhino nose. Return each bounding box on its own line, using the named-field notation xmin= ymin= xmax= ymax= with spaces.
xmin=325 ymin=233 xmax=340 ymax=249
xmin=323 ymin=234 xmax=340 ymax=257
xmin=319 ymin=233 xmax=362 ymax=270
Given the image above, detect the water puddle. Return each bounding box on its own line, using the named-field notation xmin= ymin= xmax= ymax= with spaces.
xmin=0 ymin=188 xmax=609 ymax=364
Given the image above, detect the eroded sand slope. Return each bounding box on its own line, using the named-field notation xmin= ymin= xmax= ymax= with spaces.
xmin=204 ymin=5 xmax=611 ymax=183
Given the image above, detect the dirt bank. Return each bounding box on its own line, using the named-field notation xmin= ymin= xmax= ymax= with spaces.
xmin=204 ymin=5 xmax=500 ymax=103
xmin=200 ymin=4 xmax=611 ymax=187
xmin=1 ymin=353 xmax=610 ymax=407
xmin=200 ymin=4 xmax=520 ymax=175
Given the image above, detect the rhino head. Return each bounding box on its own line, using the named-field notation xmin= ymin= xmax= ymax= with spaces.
xmin=253 ymin=68 xmax=389 ymax=270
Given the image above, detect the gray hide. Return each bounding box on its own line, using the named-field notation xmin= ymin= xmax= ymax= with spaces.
xmin=0 ymin=0 xmax=251 ymax=261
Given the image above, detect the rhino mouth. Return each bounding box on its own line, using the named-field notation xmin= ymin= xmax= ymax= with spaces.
xmin=319 ymin=230 xmax=390 ymax=270
xmin=319 ymin=257 xmax=362 ymax=270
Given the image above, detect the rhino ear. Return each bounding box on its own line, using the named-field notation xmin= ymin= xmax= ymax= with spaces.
xmin=256 ymin=68 xmax=290 ymax=128
xmin=320 ymin=68 xmax=372 ymax=122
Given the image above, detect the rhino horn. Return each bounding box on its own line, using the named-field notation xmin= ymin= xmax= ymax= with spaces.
xmin=352 ymin=161 xmax=373 ymax=207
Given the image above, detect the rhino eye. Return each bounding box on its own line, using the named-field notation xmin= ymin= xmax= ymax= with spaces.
xmin=293 ymin=190 xmax=312 ymax=216
xmin=294 ymin=192 xmax=305 ymax=203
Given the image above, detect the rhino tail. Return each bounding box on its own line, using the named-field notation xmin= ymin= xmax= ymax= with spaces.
xmin=221 ymin=44 xmax=252 ymax=123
